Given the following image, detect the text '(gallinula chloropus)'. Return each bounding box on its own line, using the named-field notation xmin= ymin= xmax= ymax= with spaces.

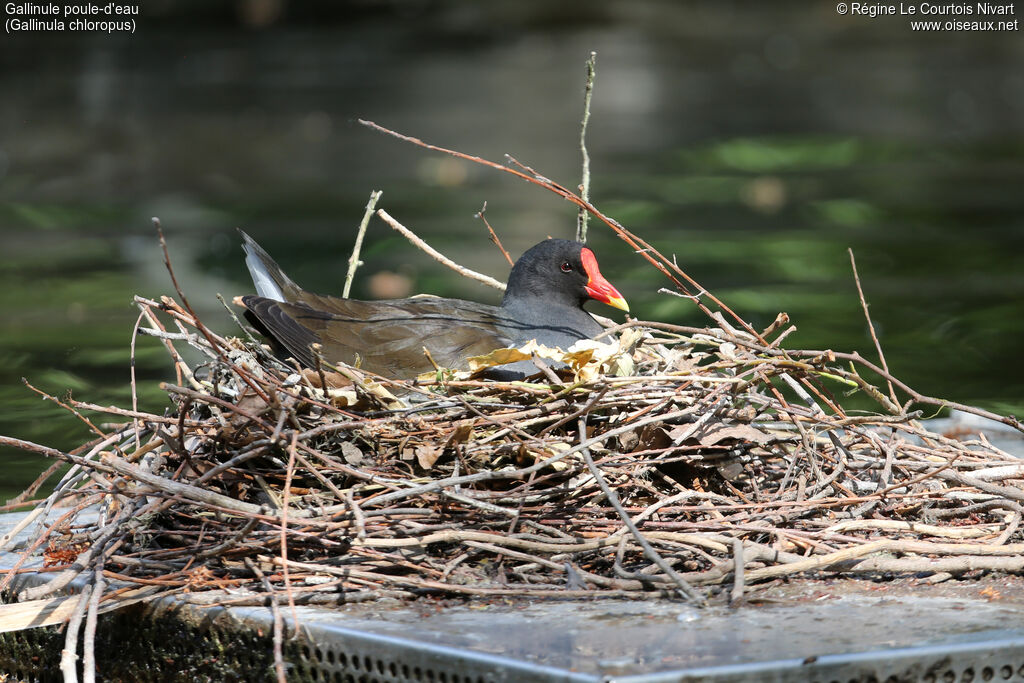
xmin=237 ymin=231 xmax=629 ymax=379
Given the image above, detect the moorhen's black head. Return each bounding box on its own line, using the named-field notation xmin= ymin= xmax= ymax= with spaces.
xmin=502 ymin=239 xmax=629 ymax=312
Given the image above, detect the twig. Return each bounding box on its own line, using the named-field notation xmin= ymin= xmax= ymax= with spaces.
xmin=130 ymin=307 xmax=146 ymax=453
xmin=849 ymin=248 xmax=899 ymax=407
xmin=577 ymin=417 xmax=705 ymax=605
xmin=344 ymin=190 xmax=382 ymax=298
xmin=375 ymin=209 xmax=506 ymax=290
xmin=153 ymin=219 xmax=272 ymax=404
xmin=577 ymin=51 xmax=596 ymax=243
xmin=81 ymin=552 xmax=106 ymax=683
xmin=730 ymin=538 xmax=745 ymax=606
xmin=476 ymin=202 xmax=513 ymax=266
xmin=280 ymin=434 xmax=301 ymax=632
xmin=787 ymin=349 xmax=1021 ymax=433
xmin=244 ymin=557 xmax=287 ymax=683
xmin=59 ymin=584 xmax=93 ymax=683
xmin=21 ymin=379 xmax=108 ymax=441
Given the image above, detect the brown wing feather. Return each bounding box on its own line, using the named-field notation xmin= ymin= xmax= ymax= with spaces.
xmin=241 ymin=294 xmax=513 ymax=377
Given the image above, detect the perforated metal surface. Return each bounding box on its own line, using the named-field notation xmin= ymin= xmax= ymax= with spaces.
xmin=631 ymin=639 xmax=1024 ymax=682
xmin=3 ymin=509 xmax=1024 ymax=682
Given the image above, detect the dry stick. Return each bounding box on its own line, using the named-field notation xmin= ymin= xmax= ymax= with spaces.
xmin=730 ymin=538 xmax=745 ymax=606
xmin=152 ymin=219 xmax=272 ymax=404
xmin=376 ymin=209 xmax=506 ymax=290
xmin=476 ymin=202 xmax=514 ymax=266
xmin=280 ymin=434 xmax=301 ymax=637
xmin=0 ymin=507 xmax=47 ymax=553
xmin=21 ymin=379 xmax=108 ymax=441
xmin=464 ymin=539 xmax=638 ymax=590
xmin=81 ymin=547 xmax=106 ymax=683
xmin=129 ymin=306 xmax=147 ymax=453
xmin=7 ymin=436 xmax=101 ymax=507
xmin=994 ymin=510 xmax=1021 ymax=546
xmin=848 ymin=249 xmax=899 ymax=407
xmin=244 ymin=557 xmax=287 ymax=683
xmin=196 ymin=518 xmax=260 ymax=560
xmin=278 ymin=557 xmax=660 ymax=599
xmin=344 ymin=490 xmax=367 ymax=540
xmin=577 ymin=417 xmax=705 ymax=605
xmin=576 ymin=51 xmax=596 ymax=243
xmin=847 ymin=555 xmax=1024 ymax=575
xmin=216 ymin=293 xmax=261 ymax=348
xmin=134 ymin=300 xmax=196 ymax=390
xmin=343 ymin=190 xmax=382 ymax=298
xmin=100 ymin=452 xmax=266 ymax=516
xmin=310 ymin=343 xmax=331 ymax=398
xmin=350 ymin=528 xmax=616 ymax=554
xmin=536 ymin=386 xmax=609 ymax=437
xmin=745 ymin=539 xmax=890 ymax=583
xmin=59 ymin=583 xmax=92 ymax=683
xmin=162 ymin=383 xmax=276 ymax=431
xmin=933 ymin=468 xmax=1024 ymax=503
xmin=785 ymin=348 xmax=1021 ymax=433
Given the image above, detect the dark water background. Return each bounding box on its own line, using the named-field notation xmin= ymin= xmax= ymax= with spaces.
xmin=1 ymin=1 xmax=1022 ymax=502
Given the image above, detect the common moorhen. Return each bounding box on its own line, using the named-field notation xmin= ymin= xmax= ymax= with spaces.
xmin=238 ymin=230 xmax=628 ymax=379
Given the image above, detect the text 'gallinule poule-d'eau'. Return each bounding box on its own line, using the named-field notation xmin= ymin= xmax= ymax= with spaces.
xmin=237 ymin=231 xmax=629 ymax=379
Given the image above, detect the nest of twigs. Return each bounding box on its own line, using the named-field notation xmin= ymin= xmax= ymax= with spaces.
xmin=2 ymin=124 xmax=1023 ymax=668
xmin=5 ymin=274 xmax=1024 ymax=614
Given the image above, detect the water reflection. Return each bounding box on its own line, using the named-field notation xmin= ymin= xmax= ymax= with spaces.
xmin=1 ymin=1 xmax=1022 ymax=500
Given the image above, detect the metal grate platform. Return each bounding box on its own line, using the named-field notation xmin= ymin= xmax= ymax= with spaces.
xmin=3 ymin=506 xmax=1024 ymax=682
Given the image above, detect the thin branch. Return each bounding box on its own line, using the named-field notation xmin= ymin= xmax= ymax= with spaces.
xmin=376 ymin=209 xmax=506 ymax=290
xmin=153 ymin=219 xmax=272 ymax=404
xmin=476 ymin=202 xmax=513 ymax=266
xmin=729 ymin=538 xmax=745 ymax=606
xmin=848 ymin=248 xmax=898 ymax=406
xmin=344 ymin=190 xmax=382 ymax=298
xmin=577 ymin=51 xmax=596 ymax=243
xmin=577 ymin=416 xmax=705 ymax=605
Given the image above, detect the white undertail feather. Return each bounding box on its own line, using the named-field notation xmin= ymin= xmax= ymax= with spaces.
xmin=243 ymin=246 xmax=286 ymax=302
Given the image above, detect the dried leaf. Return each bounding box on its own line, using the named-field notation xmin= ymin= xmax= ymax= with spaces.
xmin=301 ymin=368 xmax=353 ymax=390
xmin=466 ymin=337 xmax=630 ymax=383
xmin=445 ymin=420 xmax=475 ymax=448
xmin=338 ymin=441 xmax=365 ymax=466
xmin=670 ymin=422 xmax=771 ymax=447
xmin=236 ymin=389 xmax=270 ymax=418
xmin=717 ymin=342 xmax=739 ymax=361
xmin=634 ymin=425 xmax=672 ymax=452
xmin=617 ymin=429 xmax=640 ymax=452
xmin=716 ymin=461 xmax=746 ymax=482
xmin=326 ymin=390 xmax=359 ymax=407
xmin=466 ymin=347 xmax=534 ymax=371
xmin=415 ymin=444 xmax=442 ymax=470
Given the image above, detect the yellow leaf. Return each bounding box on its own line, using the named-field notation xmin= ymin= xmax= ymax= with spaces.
xmin=466 ymin=347 xmax=533 ymax=371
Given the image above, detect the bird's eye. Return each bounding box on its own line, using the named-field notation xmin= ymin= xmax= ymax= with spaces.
xmin=560 ymin=261 xmax=573 ymax=273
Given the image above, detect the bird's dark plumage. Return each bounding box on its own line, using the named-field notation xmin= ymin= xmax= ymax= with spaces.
xmin=237 ymin=231 xmax=627 ymax=379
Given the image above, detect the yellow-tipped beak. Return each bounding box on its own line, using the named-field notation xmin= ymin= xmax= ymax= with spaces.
xmin=581 ymin=247 xmax=629 ymax=313
xmin=604 ymin=295 xmax=630 ymax=313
